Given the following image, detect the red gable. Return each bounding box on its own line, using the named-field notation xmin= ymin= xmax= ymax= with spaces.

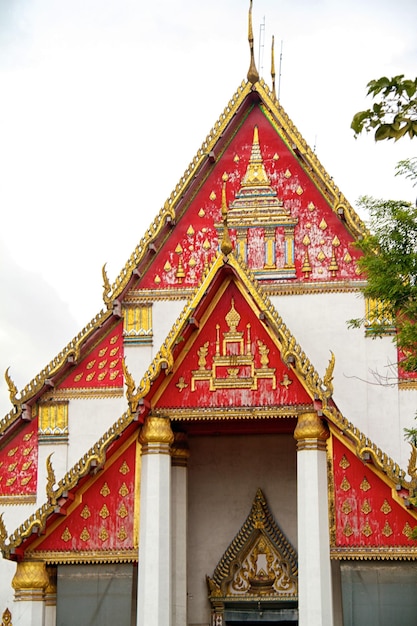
xmin=331 ymin=433 xmax=417 ymax=549
xmin=138 ymin=106 xmax=361 ymax=292
xmin=153 ymin=277 xmax=311 ymax=410
xmin=0 ymin=420 xmax=37 ymax=501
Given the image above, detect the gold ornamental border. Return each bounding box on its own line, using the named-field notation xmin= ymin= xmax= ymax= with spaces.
xmin=23 ymin=549 xmax=138 ymax=565
xmin=161 ymin=405 xmax=311 ymax=422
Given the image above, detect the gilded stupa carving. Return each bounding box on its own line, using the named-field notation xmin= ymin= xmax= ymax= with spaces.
xmin=217 ymin=125 xmax=298 ymax=280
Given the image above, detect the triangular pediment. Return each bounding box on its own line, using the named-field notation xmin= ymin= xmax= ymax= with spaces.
xmin=207 ymin=489 xmax=297 ymax=602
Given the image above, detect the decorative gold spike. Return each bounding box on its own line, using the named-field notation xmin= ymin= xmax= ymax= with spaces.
xmin=0 ymin=513 xmax=8 ymax=549
xmin=271 ymin=35 xmax=276 ymax=100
xmin=5 ymin=367 xmax=18 ymax=407
xmin=329 ymin=248 xmax=339 ymax=276
xmin=247 ymin=0 xmax=259 ymax=84
xmin=46 ymin=453 xmax=56 ymax=505
xmin=220 ymin=180 xmax=233 ymax=257
xmin=1 ymin=608 xmax=12 ymax=626
xmin=102 ymin=263 xmax=111 ymax=304
xmin=323 ymin=351 xmax=335 ymax=398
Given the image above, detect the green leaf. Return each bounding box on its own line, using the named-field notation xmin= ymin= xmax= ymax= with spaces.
xmin=374 ymin=124 xmax=393 ymax=141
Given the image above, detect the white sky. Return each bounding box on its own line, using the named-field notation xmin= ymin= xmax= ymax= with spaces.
xmin=0 ymin=0 xmax=416 ymax=416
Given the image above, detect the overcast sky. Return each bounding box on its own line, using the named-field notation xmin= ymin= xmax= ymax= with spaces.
xmin=0 ymin=0 xmax=416 ymax=416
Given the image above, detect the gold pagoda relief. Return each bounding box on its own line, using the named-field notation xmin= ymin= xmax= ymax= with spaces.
xmin=207 ymin=489 xmax=297 ymax=616
xmin=216 ymin=125 xmax=298 ymax=280
xmin=191 ymin=298 xmax=276 ymax=392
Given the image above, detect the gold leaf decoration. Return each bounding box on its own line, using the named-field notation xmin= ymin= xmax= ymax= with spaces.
xmin=80 ymin=505 xmax=91 ymax=519
xmin=117 ymin=503 xmax=128 ymax=519
xmin=234 ymin=154 xmax=240 ymax=162
xmin=119 ymin=482 xmax=129 ymax=497
xmin=198 ymin=208 xmax=205 ymax=217
xmin=119 ymin=461 xmax=130 ymax=475
xmin=319 ymin=218 xmax=328 ymax=230
xmin=86 ymin=373 xmax=95 ymax=382
xmin=341 ymin=500 xmax=352 ymax=514
xmin=202 ymin=239 xmax=211 ymax=251
xmin=117 ymin=526 xmax=127 ymax=541
xmin=175 ymin=244 xmax=183 ymax=254
xmin=360 ymin=477 xmax=371 ymax=492
xmin=380 ymin=500 xmax=392 ymax=514
xmin=99 ymin=504 xmax=110 ymax=519
xmin=6 ymin=477 xmax=16 ymax=486
xmin=403 ymin=522 xmax=413 ymax=539
xmin=20 ymin=476 xmax=32 ymax=486
xmin=284 ymin=169 xmax=291 ymax=178
xmin=382 ymin=521 xmax=393 ymax=537
xmin=61 ymin=527 xmax=72 ymax=542
xmin=344 ymin=252 xmax=352 ymax=263
xmin=86 ymin=360 xmax=96 ymax=370
xmin=99 ymin=528 xmax=109 ymax=542
xmin=80 ymin=527 xmax=90 ymax=542
xmin=273 ymin=153 xmax=279 ymax=160
xmin=99 ymin=348 xmax=108 ymax=357
xmin=302 ymin=235 xmax=310 ymax=246
xmin=23 ymin=432 xmax=34 ymax=441
xmin=361 ymin=521 xmax=372 ymax=537
xmin=317 ymin=250 xmax=326 ymax=262
xmin=154 ymin=275 xmax=161 ymax=284
xmin=7 ymin=447 xmax=18 ymax=457
xmin=296 ymin=185 xmax=303 ymax=195
xmin=308 ymin=202 xmax=315 ymax=211
xmin=164 ymin=261 xmax=172 ymax=272
xmin=339 ymin=455 xmax=350 ymax=469
xmin=187 ymin=225 xmax=195 ymax=237
xmin=22 ymin=461 xmax=32 ymax=471
xmin=110 ymin=347 xmax=119 ymax=357
xmin=340 ymin=477 xmax=351 ymax=492
xmin=361 ymin=499 xmax=372 ymax=515
xmin=332 ymin=236 xmax=340 ymax=247
xmin=209 ymin=191 xmax=216 ymax=201
xmin=343 ymin=522 xmax=353 ymax=537
xmin=110 ymin=335 xmax=118 ymax=344
xmin=8 ymin=462 xmax=17 ymax=472
xmin=100 ymin=482 xmax=110 ymax=497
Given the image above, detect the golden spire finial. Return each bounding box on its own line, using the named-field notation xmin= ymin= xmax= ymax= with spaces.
xmin=241 ymin=126 xmax=270 ymax=187
xmin=220 ymin=175 xmax=233 ymax=257
xmin=271 ymin=35 xmax=277 ymax=100
xmin=247 ymin=0 xmax=259 ymax=85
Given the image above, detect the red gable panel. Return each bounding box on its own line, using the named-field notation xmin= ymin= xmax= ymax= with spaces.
xmin=58 ymin=322 xmax=124 ymax=390
xmin=138 ymin=105 xmax=360 ymax=291
xmin=0 ymin=420 xmax=38 ymax=499
xmin=154 ymin=279 xmax=311 ymax=410
xmin=332 ymin=434 xmax=417 ymax=548
xmin=28 ymin=435 xmax=138 ymax=554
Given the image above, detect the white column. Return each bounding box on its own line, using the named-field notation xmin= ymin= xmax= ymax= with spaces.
xmin=137 ymin=416 xmax=174 ymax=626
xmin=294 ymin=411 xmax=333 ymax=626
xmin=171 ymin=432 xmax=189 ymax=626
xmin=11 ymin=560 xmax=49 ymax=626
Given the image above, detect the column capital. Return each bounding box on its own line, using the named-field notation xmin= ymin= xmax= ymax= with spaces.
xmin=171 ymin=432 xmax=190 ymax=467
xmin=140 ymin=416 xmax=174 ymax=455
xmin=294 ymin=411 xmax=329 ymax=451
xmin=12 ymin=560 xmax=49 ymax=601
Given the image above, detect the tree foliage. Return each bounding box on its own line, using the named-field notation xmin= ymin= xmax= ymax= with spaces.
xmin=350 ymin=196 xmax=417 ymax=372
xmin=351 ymin=75 xmax=417 ymax=141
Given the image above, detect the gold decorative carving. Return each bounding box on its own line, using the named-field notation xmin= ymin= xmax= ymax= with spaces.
xmin=339 ymin=455 xmax=350 ymax=469
xmin=46 ymin=454 xmax=57 ymax=506
xmin=361 ymin=521 xmax=372 ymax=537
xmin=5 ymin=367 xmax=19 ymax=408
xmin=0 ymin=513 xmax=8 ymax=549
xmin=191 ymin=299 xmax=276 ymax=392
xmin=294 ymin=411 xmax=329 ymax=450
xmin=80 ymin=505 xmax=91 ymax=519
xmin=99 ymin=504 xmax=110 ymax=519
xmin=39 ymin=402 xmax=69 ymax=437
xmin=117 ymin=503 xmax=128 ymax=519
xmin=12 ymin=561 xmax=49 ymax=598
xmin=99 ymin=528 xmax=109 ymax=542
xmin=360 ymin=477 xmax=371 ymax=492
xmin=403 ymin=522 xmax=413 ymax=539
xmin=380 ymin=500 xmax=392 ymax=514
xmin=100 ymin=482 xmax=110 ymax=497
xmin=61 ymin=527 xmax=71 ymax=542
xmin=246 ymin=0 xmax=259 ymax=84
xmin=1 ymin=608 xmax=12 ymax=626
xmin=341 ymin=500 xmax=352 ymax=514
xmin=207 ymin=489 xmax=297 ymax=606
xmin=361 ymin=499 xmax=371 ymax=515
xmin=119 ymin=482 xmax=129 ymax=497
xmin=176 ymin=376 xmax=188 ymax=392
xmin=343 ymin=522 xmax=353 ymax=537
xmin=117 ymin=526 xmax=127 ymax=542
xmin=382 ymin=521 xmax=393 ymax=537
xmin=220 ymin=178 xmax=233 ymax=257
xmin=140 ymin=417 xmax=174 ymax=451
xmin=340 ymin=477 xmax=351 ymax=492
xmin=80 ymin=527 xmax=90 ymax=542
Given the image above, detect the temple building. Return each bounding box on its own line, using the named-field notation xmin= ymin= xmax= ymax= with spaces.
xmin=1 ymin=4 xmax=417 ymax=625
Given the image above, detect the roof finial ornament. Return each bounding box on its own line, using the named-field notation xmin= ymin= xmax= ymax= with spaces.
xmin=271 ymin=35 xmax=277 ymax=101
xmin=247 ymin=0 xmax=259 ymax=85
xmin=220 ymin=174 xmax=233 ymax=257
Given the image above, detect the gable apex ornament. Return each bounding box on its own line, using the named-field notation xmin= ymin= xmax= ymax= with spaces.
xmin=247 ymin=0 xmax=259 ymax=84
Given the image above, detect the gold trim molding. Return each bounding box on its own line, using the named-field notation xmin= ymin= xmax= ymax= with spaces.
xmin=24 ymin=549 xmax=138 ymax=565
